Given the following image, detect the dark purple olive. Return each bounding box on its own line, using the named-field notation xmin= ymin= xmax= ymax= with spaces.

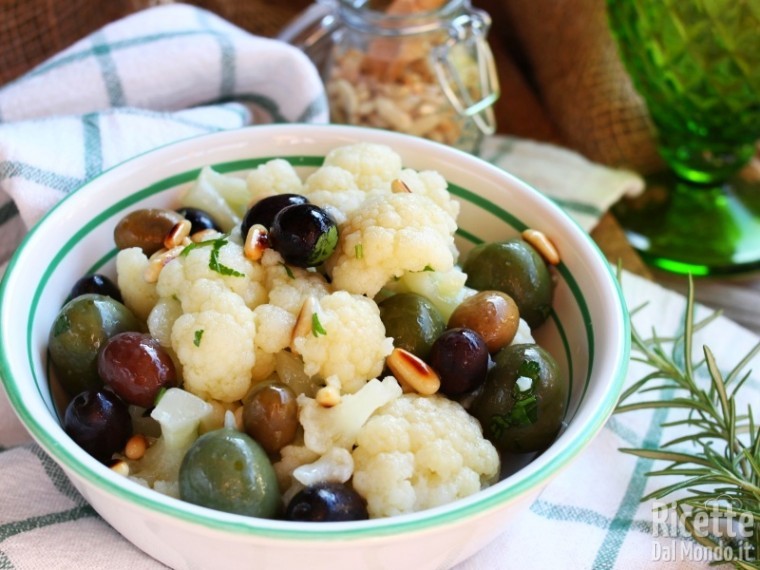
xmin=176 ymin=207 xmax=221 ymax=235
xmin=428 ymin=328 xmax=490 ymax=396
xmin=98 ymin=332 xmax=177 ymax=408
xmin=269 ymin=204 xmax=338 ymax=268
xmin=285 ymin=482 xmax=368 ymax=522
xmin=63 ymin=389 xmax=132 ymax=463
xmin=240 ymin=194 xmax=309 ymax=241
xmin=66 ymin=274 xmax=122 ymax=304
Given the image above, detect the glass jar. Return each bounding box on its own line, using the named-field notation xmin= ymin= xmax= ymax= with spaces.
xmin=321 ymin=0 xmax=500 ymax=153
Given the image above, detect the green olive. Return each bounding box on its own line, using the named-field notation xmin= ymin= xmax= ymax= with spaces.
xmin=470 ymin=343 xmax=566 ymax=454
xmin=114 ymin=208 xmax=185 ymax=255
xmin=242 ymin=381 xmax=298 ymax=454
xmin=462 ymin=239 xmax=553 ymax=328
xmin=179 ymin=428 xmax=281 ymax=518
xmin=48 ymin=294 xmax=142 ymax=396
xmin=448 ymin=290 xmax=520 ymax=353
xmin=379 ymin=293 xmax=445 ymax=360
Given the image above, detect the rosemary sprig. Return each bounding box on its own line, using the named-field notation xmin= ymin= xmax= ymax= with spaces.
xmin=616 ymin=275 xmax=760 ymax=568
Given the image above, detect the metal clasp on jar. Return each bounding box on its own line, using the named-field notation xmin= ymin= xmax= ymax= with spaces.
xmin=431 ymin=7 xmax=499 ymax=136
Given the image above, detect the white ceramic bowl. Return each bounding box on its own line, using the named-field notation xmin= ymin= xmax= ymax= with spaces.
xmin=0 ymin=124 xmax=629 ymax=570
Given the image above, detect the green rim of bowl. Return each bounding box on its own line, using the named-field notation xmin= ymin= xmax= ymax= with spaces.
xmin=0 ymin=134 xmax=630 ymax=542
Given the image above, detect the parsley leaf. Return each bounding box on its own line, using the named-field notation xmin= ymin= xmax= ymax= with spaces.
xmin=355 ymin=244 xmax=364 ymax=259
xmin=281 ymin=263 xmax=295 ymax=279
xmin=180 ymin=235 xmax=244 ymax=277
xmin=311 ymin=313 xmax=327 ymax=337
xmin=489 ymin=360 xmax=541 ymax=438
xmin=193 ymin=329 xmax=204 ymax=347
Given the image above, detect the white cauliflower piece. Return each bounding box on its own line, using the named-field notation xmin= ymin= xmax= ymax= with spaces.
xmin=171 ymin=283 xmax=256 ymax=402
xmin=116 ymin=247 xmax=159 ymax=321
xmin=298 ymin=376 xmax=402 ymax=454
xmin=511 ymin=318 xmax=535 ymax=345
xmin=181 ymin=167 xmax=245 ymax=231
xmin=252 ymin=303 xmax=295 ymax=355
xmin=157 ymin=236 xmax=267 ymax=310
xmin=352 ymin=394 xmax=500 ymax=518
xmin=301 ymin=165 xmax=371 ymax=225
xmin=147 ymin=297 xmax=183 ymax=350
xmin=128 ymin=388 xmax=212 ymax=495
xmin=327 ymin=193 xmax=457 ymax=297
xmin=399 ymin=168 xmax=460 ymax=220
xmin=390 ymin=266 xmax=477 ymax=321
xmin=246 ymin=158 xmax=303 ymax=202
xmin=275 ymin=444 xmax=319 ymax=488
xmin=293 ymin=447 xmax=354 ymax=487
xmin=261 ymin=249 xmax=331 ymax=315
xmin=292 ymin=291 xmax=394 ymax=393
xmin=322 ymin=142 xmax=402 ymax=191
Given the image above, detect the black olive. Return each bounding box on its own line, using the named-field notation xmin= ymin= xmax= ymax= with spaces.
xmin=176 ymin=207 xmax=222 ymax=235
xmin=269 ymin=203 xmax=338 ymax=268
xmin=285 ymin=482 xmax=368 ymax=522
xmin=428 ymin=328 xmax=490 ymax=396
xmin=63 ymin=389 xmax=132 ymax=463
xmin=240 ymin=194 xmax=309 ymax=241
xmin=66 ymin=274 xmax=122 ymax=304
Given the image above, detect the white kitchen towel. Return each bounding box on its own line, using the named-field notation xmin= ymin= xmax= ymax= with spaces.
xmin=3 ymin=4 xmax=753 ymax=570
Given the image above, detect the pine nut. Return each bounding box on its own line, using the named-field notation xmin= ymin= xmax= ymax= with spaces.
xmin=316 ymin=385 xmax=342 ymax=408
xmin=244 ymin=224 xmax=269 ymax=261
xmin=110 ymin=460 xmax=130 ymax=477
xmin=386 ymin=347 xmax=440 ymax=395
xmin=164 ymin=219 xmax=192 ymax=249
xmin=391 ymin=179 xmax=412 ymax=194
xmin=143 ymin=244 xmax=185 ymax=283
xmin=124 ymin=434 xmax=147 ymax=460
xmin=522 ymin=229 xmax=560 ymax=265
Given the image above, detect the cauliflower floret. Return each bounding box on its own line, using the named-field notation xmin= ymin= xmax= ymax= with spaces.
xmin=292 ymin=291 xmax=394 ymax=393
xmin=399 ymin=168 xmax=460 ymax=220
xmin=298 ymin=376 xmax=402 ymax=454
xmin=322 ymin=142 xmax=402 ymax=191
xmin=301 ymin=165 xmax=371 ymax=225
xmin=157 ymin=236 xmax=266 ymax=310
xmin=389 ymin=266 xmax=477 ymax=321
xmin=147 ymin=297 xmax=183 ymax=350
xmin=171 ymin=285 xmax=256 ymax=402
xmin=181 ymin=167 xmax=246 ymax=231
xmin=116 ymin=247 xmax=159 ymax=321
xmin=252 ymin=303 xmax=295 ymax=354
xmin=352 ymin=394 xmax=500 ymax=518
xmin=128 ymin=388 xmax=212 ymax=496
xmin=260 ymin=249 xmax=332 ymax=315
xmin=246 ymin=158 xmax=303 ymax=202
xmin=327 ymin=193 xmax=457 ymax=297
xmin=293 ymin=446 xmax=354 ymax=487
xmin=511 ymin=318 xmax=535 ymax=345
xmin=274 ymin=444 xmax=320 ymax=491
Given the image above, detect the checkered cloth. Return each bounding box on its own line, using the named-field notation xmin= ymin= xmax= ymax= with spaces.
xmin=1 ymin=4 xmax=758 ymax=569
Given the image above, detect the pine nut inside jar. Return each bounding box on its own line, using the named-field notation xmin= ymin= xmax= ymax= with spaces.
xmin=323 ymin=0 xmax=500 ymax=154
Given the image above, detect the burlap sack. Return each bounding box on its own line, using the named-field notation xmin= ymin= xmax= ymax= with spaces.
xmin=497 ymin=0 xmax=663 ymax=174
xmin=0 ymin=0 xmax=312 ymax=86
xmin=1 ymin=0 xmax=662 ymax=175
xmin=0 ymin=0 xmax=144 ymax=85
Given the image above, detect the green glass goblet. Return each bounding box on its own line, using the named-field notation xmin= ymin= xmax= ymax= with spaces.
xmin=606 ymin=0 xmax=760 ymax=275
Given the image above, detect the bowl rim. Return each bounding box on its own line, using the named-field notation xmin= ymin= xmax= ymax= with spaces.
xmin=0 ymin=123 xmax=630 ymax=541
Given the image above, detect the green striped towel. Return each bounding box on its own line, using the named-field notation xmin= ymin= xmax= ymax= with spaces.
xmin=2 ymin=4 xmax=757 ymax=570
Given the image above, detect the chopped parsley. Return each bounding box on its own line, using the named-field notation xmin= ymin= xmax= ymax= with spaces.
xmin=489 ymin=359 xmax=541 ymax=438
xmin=423 ymin=265 xmax=434 ymax=272
xmin=311 ymin=313 xmax=327 ymax=337
xmin=193 ymin=329 xmax=204 ymax=347
xmin=154 ymin=387 xmax=167 ymax=407
xmin=281 ymin=263 xmax=295 ymax=279
xmin=355 ymin=244 xmax=364 ymax=259
xmin=180 ymin=235 xmax=244 ymax=277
